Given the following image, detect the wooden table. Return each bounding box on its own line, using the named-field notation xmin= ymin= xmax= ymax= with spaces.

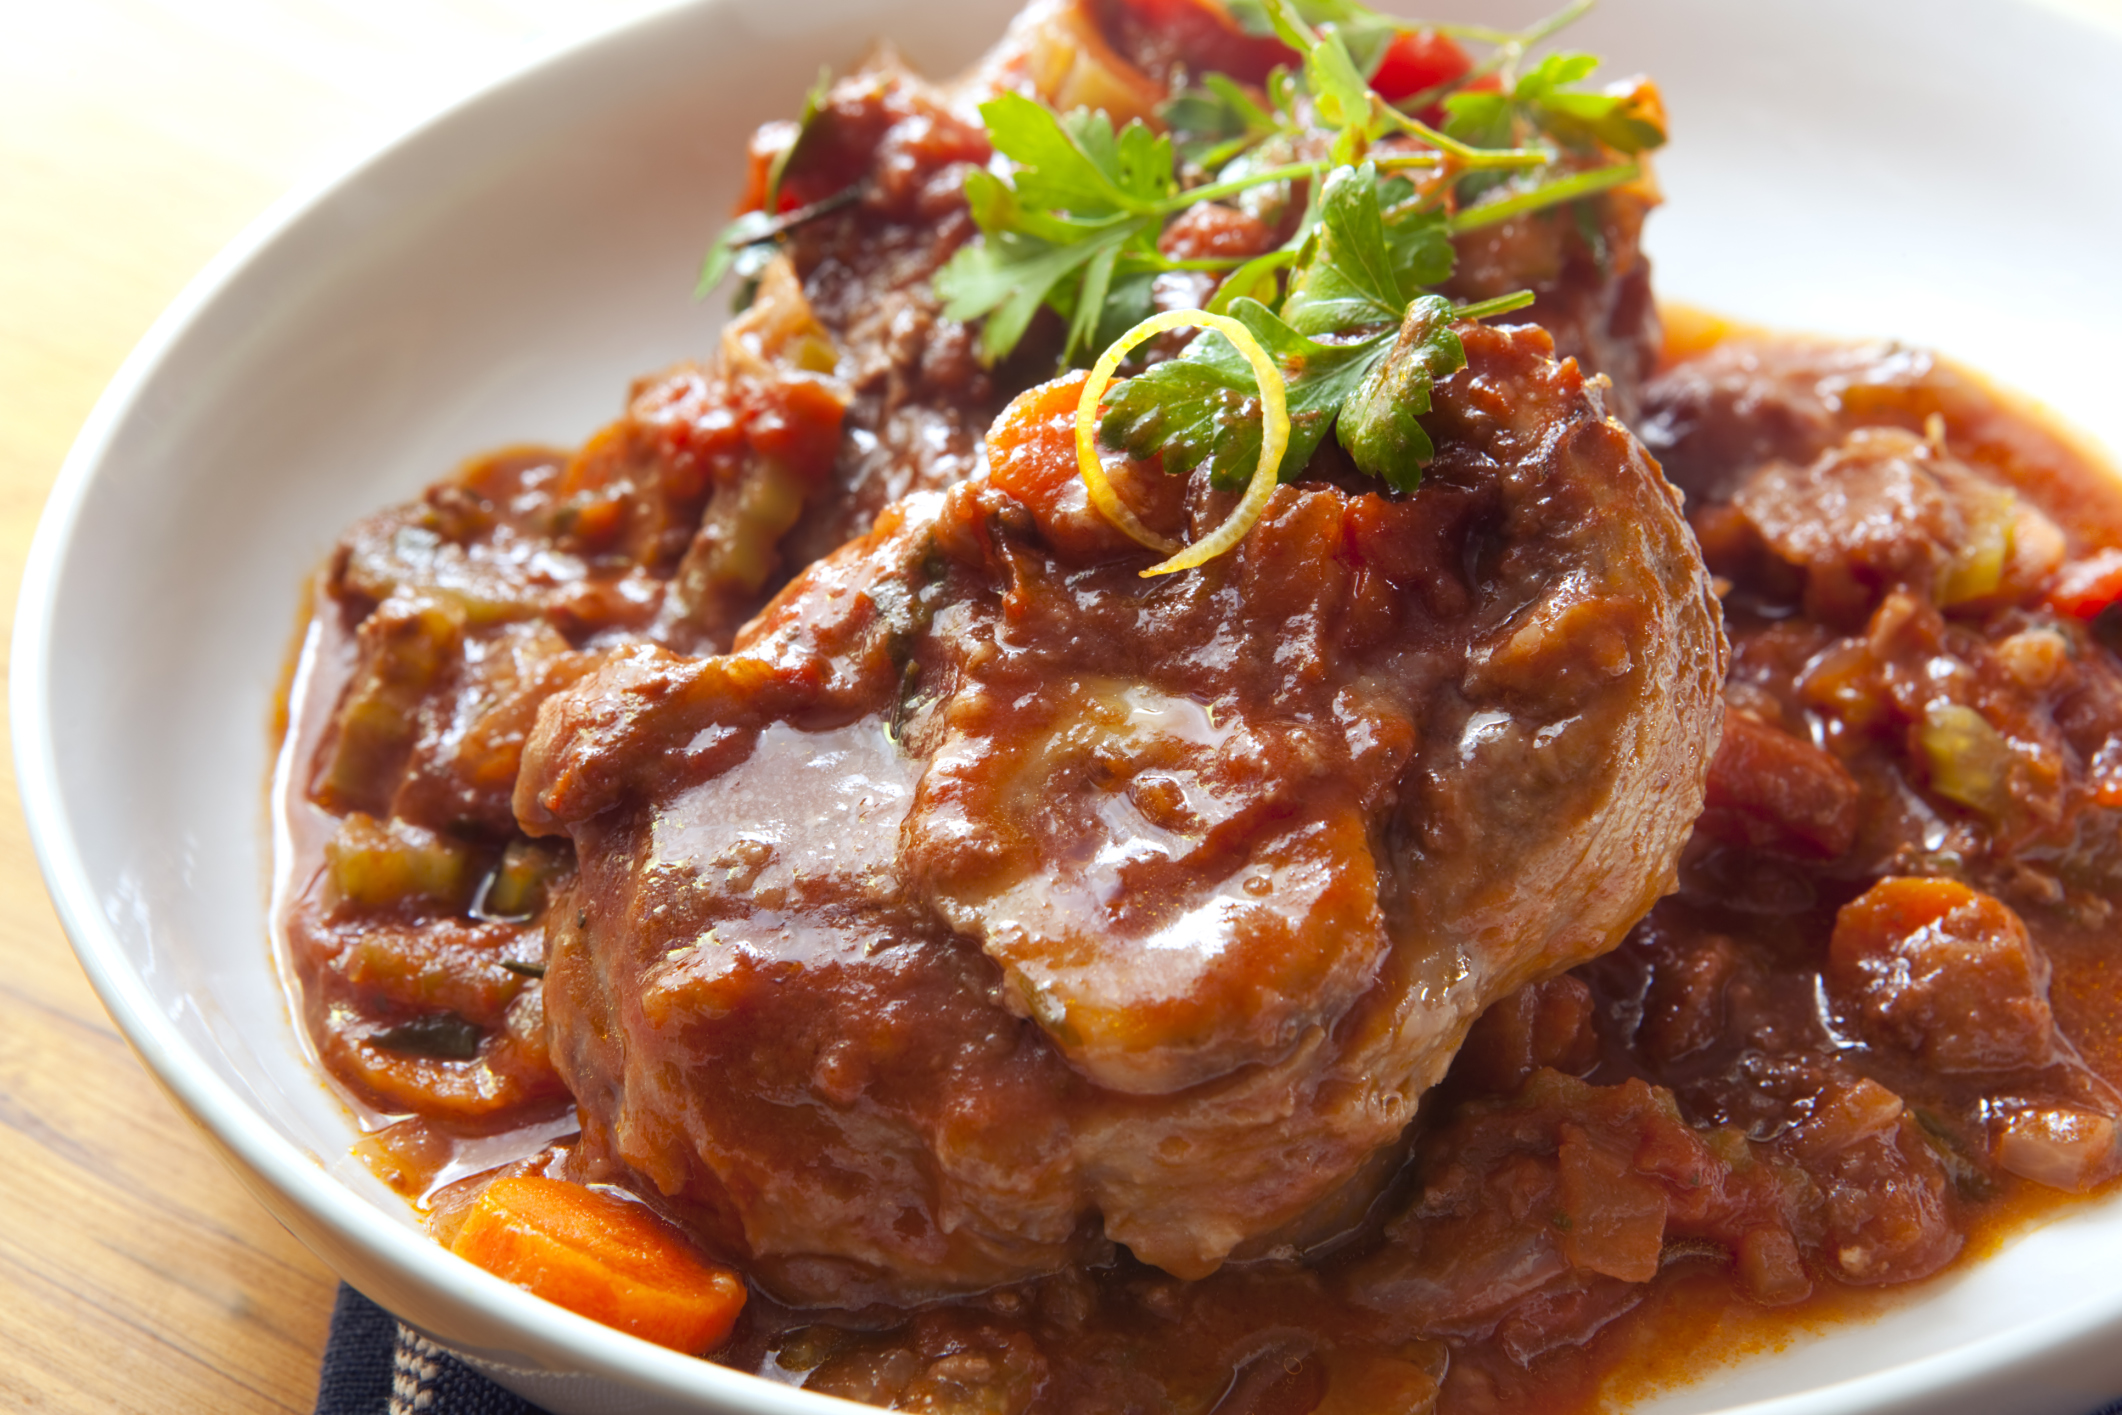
xmin=9 ymin=2 xmax=2122 ymax=1413
xmin=0 ymin=5 xmax=662 ymax=1409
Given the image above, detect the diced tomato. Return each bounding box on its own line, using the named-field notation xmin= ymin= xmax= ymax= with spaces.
xmin=1367 ymin=28 xmax=1474 ymax=107
xmin=2045 ymin=546 xmax=2122 ymax=619
xmin=1699 ymin=706 xmax=1862 ymax=859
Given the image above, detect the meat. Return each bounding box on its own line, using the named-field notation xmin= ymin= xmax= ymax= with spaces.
xmin=1543 ymin=336 xmax=2122 ymax=1322
xmin=763 ymin=56 xmax=1007 ymax=573
xmin=287 ymin=0 xmax=1685 ymax=1198
xmin=513 ymin=321 xmax=1725 ymax=1303
xmin=1640 ymin=335 xmax=2122 ymax=552
xmin=1730 ymin=427 xmax=2062 ymax=627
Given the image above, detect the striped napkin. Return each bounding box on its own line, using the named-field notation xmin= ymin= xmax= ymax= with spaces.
xmin=316 ymin=1287 xmax=542 ymax=1415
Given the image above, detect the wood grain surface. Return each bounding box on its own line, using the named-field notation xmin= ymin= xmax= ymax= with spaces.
xmin=7 ymin=3 xmax=2122 ymax=1414
xmin=0 ymin=6 xmax=663 ymax=1410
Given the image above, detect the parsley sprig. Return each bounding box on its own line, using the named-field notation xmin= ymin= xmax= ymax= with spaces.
xmin=1099 ymin=162 xmax=1530 ymax=494
xmin=1077 ymin=0 xmax=1641 ymax=498
xmin=932 ymin=93 xmax=1327 ymax=366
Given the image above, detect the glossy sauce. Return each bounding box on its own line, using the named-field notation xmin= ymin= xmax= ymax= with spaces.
xmin=275 ymin=318 xmax=2122 ymax=1413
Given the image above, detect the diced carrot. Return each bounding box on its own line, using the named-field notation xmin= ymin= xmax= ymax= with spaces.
xmin=450 ymin=1176 xmax=746 ymax=1354
xmin=1828 ymin=878 xmax=2054 ymax=1074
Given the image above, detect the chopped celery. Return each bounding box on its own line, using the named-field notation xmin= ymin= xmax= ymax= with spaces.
xmin=327 ymin=812 xmax=476 ymax=910
xmin=474 ymin=838 xmax=564 ymax=922
xmin=1917 ymin=702 xmax=2014 ymax=816
xmin=313 ymin=594 xmax=465 ymax=812
xmin=1938 ymin=482 xmax=2017 ymax=607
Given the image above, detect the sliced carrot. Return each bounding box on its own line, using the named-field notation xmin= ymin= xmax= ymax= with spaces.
xmin=450 ymin=1175 xmax=746 ymax=1354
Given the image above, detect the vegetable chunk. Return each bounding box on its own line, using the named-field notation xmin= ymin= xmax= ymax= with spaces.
xmin=450 ymin=1176 xmax=747 ymax=1353
xmin=1827 ymin=877 xmax=2055 ymax=1074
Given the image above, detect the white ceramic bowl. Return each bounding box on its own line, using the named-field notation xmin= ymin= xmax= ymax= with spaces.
xmin=16 ymin=1 xmax=2122 ymax=1412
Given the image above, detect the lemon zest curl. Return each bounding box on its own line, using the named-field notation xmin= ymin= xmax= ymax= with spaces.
xmin=1073 ymin=309 xmax=1291 ymax=578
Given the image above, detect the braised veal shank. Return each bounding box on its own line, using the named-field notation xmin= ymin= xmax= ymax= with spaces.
xmin=513 ymin=323 xmax=1723 ymax=1302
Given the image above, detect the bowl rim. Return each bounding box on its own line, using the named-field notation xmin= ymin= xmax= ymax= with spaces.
xmin=12 ymin=1 xmax=2122 ymax=1412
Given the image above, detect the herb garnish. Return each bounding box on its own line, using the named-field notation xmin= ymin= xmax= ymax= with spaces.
xmin=695 ymin=185 xmax=861 ymax=301
xmin=936 ymin=93 xmax=1230 ymax=366
xmin=945 ymin=0 xmax=1651 ymax=500
xmin=697 ymin=0 xmax=1662 ymax=549
xmin=1077 ymin=307 xmax=1292 ymax=574
xmin=696 ymin=65 xmax=842 ymax=304
xmin=1098 ymin=163 xmax=1531 ymax=493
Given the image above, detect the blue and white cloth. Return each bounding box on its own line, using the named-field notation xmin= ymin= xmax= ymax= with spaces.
xmin=317 ymin=1286 xmax=542 ymax=1415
